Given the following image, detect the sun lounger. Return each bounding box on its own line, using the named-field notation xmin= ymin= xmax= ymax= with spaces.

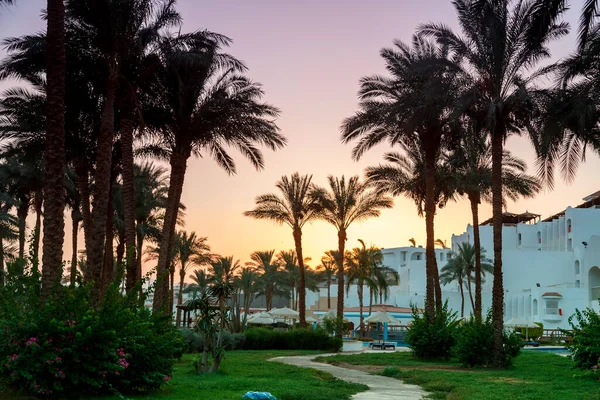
xmin=369 ymin=341 xmax=396 ymax=350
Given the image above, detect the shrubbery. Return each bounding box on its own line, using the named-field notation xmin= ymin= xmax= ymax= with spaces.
xmin=182 ymin=329 xmax=245 ymax=353
xmin=0 ymin=266 xmax=183 ymax=398
xmin=567 ymin=307 xmax=600 ymax=370
xmin=243 ymin=327 xmax=342 ymax=351
xmin=405 ymin=302 xmax=458 ymax=360
xmin=453 ymin=314 xmax=521 ymax=367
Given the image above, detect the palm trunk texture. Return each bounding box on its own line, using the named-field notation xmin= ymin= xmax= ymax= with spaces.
xmin=469 ymin=193 xmax=483 ymax=319
xmin=336 ymin=229 xmax=346 ymax=338
xmin=293 ymin=226 xmax=307 ymax=327
xmin=424 ymin=151 xmax=438 ymax=320
xmin=120 ymin=114 xmax=137 ymax=294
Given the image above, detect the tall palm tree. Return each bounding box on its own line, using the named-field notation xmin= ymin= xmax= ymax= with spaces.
xmin=316 ymin=250 xmax=338 ymax=309
xmin=312 ymin=176 xmax=393 ymax=337
xmin=364 ymin=137 xmax=455 ymax=317
xmin=173 ymin=231 xmax=213 ymax=327
xmin=341 ymin=34 xmax=465 ymax=319
xmin=230 ymin=267 xmax=259 ymax=332
xmin=208 ymin=256 xmax=241 ymax=328
xmin=450 ymin=130 xmax=541 ymax=318
xmin=276 ymin=249 xmax=299 ymax=310
xmin=147 ymin=31 xmax=285 ymax=314
xmin=419 ymin=0 xmax=568 ymax=365
xmin=440 ymin=242 xmax=493 ymax=318
xmin=244 ymin=173 xmax=318 ymax=325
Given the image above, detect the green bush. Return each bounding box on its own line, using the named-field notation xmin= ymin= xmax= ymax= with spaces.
xmin=406 ymin=302 xmax=458 ymax=360
xmin=567 ymin=308 xmax=600 ymax=369
xmin=0 ymin=272 xmax=182 ymax=398
xmin=453 ymin=313 xmax=521 ymax=367
xmin=243 ymin=327 xmax=342 ymax=351
xmin=181 ymin=329 xmax=245 ymax=353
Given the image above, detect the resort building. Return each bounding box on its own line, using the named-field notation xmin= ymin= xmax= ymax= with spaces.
xmin=309 ymin=191 xmax=600 ymax=330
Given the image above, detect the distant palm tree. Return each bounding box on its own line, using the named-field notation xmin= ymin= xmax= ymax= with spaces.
xmin=276 ymin=250 xmax=299 ymax=310
xmin=316 ymin=250 xmax=338 ymax=309
xmin=247 ymin=250 xmax=281 ymax=311
xmin=434 ymin=239 xmax=447 ymax=249
xmin=312 ymin=176 xmax=393 ymax=337
xmin=440 ymin=243 xmax=492 ymax=318
xmin=420 ymin=0 xmax=568 ymax=366
xmin=185 ymin=269 xmax=210 ymax=294
xmin=208 ymin=256 xmax=241 ymax=328
xmin=173 ymin=231 xmax=214 ymax=326
xmin=408 ymin=238 xmax=416 ymax=247
xmin=230 ymin=267 xmax=259 ymax=332
xmin=245 ymin=173 xmax=319 ymax=325
xmin=449 ymin=131 xmax=541 ymax=318
xmin=372 ymin=264 xmax=400 ymax=307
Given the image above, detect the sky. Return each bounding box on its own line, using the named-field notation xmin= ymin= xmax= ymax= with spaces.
xmin=1 ymin=0 xmax=599 ymax=275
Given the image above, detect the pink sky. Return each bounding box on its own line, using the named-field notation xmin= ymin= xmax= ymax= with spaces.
xmin=1 ymin=1 xmax=598 ymax=274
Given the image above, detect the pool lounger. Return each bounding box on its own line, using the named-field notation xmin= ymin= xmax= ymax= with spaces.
xmin=369 ymin=342 xmax=396 ymax=350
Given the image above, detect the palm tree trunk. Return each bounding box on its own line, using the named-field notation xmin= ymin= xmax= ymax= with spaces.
xmin=169 ymin=266 xmax=175 ymax=316
xmin=290 ymin=284 xmax=295 ymax=310
xmin=176 ymin=268 xmax=185 ymax=327
xmin=87 ymin=73 xmax=117 ymax=300
xmin=491 ymin=126 xmax=505 ymax=367
xmin=424 ymin=150 xmax=439 ymax=320
xmin=115 ymin=238 xmax=124 ymax=271
xmin=358 ymin=281 xmax=364 ymax=335
xmin=153 ymin=151 xmax=188 ymax=315
xmin=136 ymin=230 xmax=144 ymax=297
xmin=0 ymin=237 xmax=4 ymax=286
xmin=327 ymin=278 xmax=331 ymax=309
xmin=101 ymin=188 xmax=114 ymax=295
xmin=17 ymin=201 xmax=27 ymax=259
xmin=469 ymin=193 xmax=483 ymax=319
xmin=336 ymin=229 xmax=347 ymax=338
xmin=70 ymin=210 xmax=80 ymax=286
xmin=466 ymin=271 xmax=475 ymax=314
xmin=32 ymin=193 xmax=43 ymax=265
xmin=75 ymin=158 xmax=91 ymax=234
xmin=41 ymin=0 xmax=66 ymax=301
xmin=459 ymin=277 xmax=465 ymax=318
xmin=293 ymin=226 xmax=307 ymax=327
xmin=369 ymin=288 xmax=373 ymax=315
xmin=121 ymin=115 xmax=137 ymax=294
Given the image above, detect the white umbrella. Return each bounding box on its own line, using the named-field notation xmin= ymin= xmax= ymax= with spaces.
xmin=269 ymin=307 xmax=300 ymax=318
xmin=365 ymin=311 xmax=400 ymax=342
xmin=504 ymin=317 xmax=538 ymax=340
xmin=319 ymin=309 xmax=349 ymax=322
xmin=305 ymin=316 xmax=317 ymax=323
xmin=247 ymin=312 xmax=274 ymax=325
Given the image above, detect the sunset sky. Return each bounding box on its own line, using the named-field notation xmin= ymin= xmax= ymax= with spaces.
xmin=1 ymin=0 xmax=599 ymax=275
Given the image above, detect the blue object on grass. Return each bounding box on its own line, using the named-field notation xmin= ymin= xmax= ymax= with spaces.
xmin=242 ymin=391 xmax=278 ymax=400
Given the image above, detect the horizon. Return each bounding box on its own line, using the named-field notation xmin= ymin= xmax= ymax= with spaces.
xmin=1 ymin=0 xmax=598 ymax=276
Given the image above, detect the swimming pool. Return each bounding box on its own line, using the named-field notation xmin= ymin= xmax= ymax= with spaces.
xmin=523 ymin=347 xmax=569 ymax=355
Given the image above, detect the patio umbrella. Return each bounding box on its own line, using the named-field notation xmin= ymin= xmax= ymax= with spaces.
xmin=504 ymin=317 xmax=538 ymax=340
xmin=269 ymin=307 xmax=300 ymax=319
xmin=319 ymin=310 xmax=349 ymax=323
xmin=247 ymin=312 xmax=274 ymax=325
xmin=305 ymin=316 xmax=317 ymax=323
xmin=365 ymin=311 xmax=401 ymax=341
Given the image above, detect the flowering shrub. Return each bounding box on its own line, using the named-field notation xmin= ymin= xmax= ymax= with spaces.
xmin=0 ymin=272 xmax=182 ymax=398
xmin=567 ymin=307 xmax=600 ymax=371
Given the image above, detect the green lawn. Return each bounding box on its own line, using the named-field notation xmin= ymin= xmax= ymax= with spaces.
xmin=94 ymin=351 xmax=366 ymax=400
xmin=315 ymin=351 xmax=600 ymax=400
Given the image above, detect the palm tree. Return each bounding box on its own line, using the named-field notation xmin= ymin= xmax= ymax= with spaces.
xmin=316 ymin=250 xmax=338 ymax=309
xmin=364 ymin=138 xmax=455 ymax=317
xmin=147 ymin=31 xmax=285 ymax=314
xmin=230 ymin=267 xmax=259 ymax=332
xmin=0 ymin=193 xmax=18 ymax=286
xmin=578 ymin=0 xmax=600 ymax=49
xmin=173 ymin=231 xmax=213 ymax=327
xmin=185 ymin=269 xmax=210 ymax=294
xmin=345 ymin=240 xmax=382 ymax=333
xmin=312 ymin=176 xmax=393 ymax=337
xmin=441 ymin=242 xmax=493 ymax=318
xmin=419 ymin=1 xmax=568 ymax=365
xmin=208 ymin=256 xmax=241 ymax=328
xmin=248 ymin=250 xmax=282 ymax=311
xmin=449 ymin=130 xmax=541 ymax=318
xmin=276 ymin=250 xmax=299 ymax=309
xmin=372 ymin=264 xmax=400 ymax=306
xmin=341 ymin=34 xmax=465 ymax=319
xmin=244 ymin=173 xmax=318 ymax=325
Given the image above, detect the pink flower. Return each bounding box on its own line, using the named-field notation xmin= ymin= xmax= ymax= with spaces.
xmin=163 ymin=375 xmax=171 ymax=382
xmin=10 ymin=354 xmax=18 ymax=361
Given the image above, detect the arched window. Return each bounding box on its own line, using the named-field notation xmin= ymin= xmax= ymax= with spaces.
xmin=533 ymin=299 xmax=538 ymax=315
xmin=537 ymin=231 xmax=542 ymax=245
xmin=567 ymin=218 xmax=572 ymax=233
xmin=575 ymin=260 xmax=580 ymax=275
xmin=518 ymin=233 xmax=522 ymax=246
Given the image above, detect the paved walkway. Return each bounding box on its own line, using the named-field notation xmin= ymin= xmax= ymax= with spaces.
xmin=270 ymin=354 xmax=427 ymax=400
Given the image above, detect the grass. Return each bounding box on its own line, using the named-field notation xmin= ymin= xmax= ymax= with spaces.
xmin=93 ymin=351 xmax=367 ymax=400
xmin=315 ymin=351 xmax=600 ymax=400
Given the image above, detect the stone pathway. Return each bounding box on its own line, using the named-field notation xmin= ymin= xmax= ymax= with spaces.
xmin=270 ymin=354 xmax=427 ymax=400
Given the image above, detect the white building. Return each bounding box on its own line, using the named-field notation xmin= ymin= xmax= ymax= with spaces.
xmin=309 ymin=191 xmax=600 ymax=330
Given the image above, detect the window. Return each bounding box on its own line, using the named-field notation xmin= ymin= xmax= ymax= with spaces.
xmin=440 ymin=253 xmax=445 ymax=262
xmin=575 ymin=260 xmax=580 ymax=275
xmin=568 ymin=239 xmax=573 ymax=251
xmin=518 ymin=233 xmax=522 ymax=246
xmin=575 ymin=280 xmax=581 ymax=288
xmin=537 ymin=231 xmax=542 ymax=244
xmin=545 ymin=299 xmax=559 ymax=315
xmin=533 ymin=299 xmax=538 ymax=315
xmin=567 ymin=219 xmax=572 ymax=233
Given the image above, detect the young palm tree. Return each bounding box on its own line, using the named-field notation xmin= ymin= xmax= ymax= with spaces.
xmin=341 ymin=34 xmax=465 ymax=319
xmin=230 ymin=267 xmax=259 ymax=332
xmin=345 ymin=239 xmax=382 ymax=334
xmin=312 ymin=176 xmax=392 ymax=337
xmin=450 ymin=130 xmax=541 ymax=318
xmin=172 ymin=232 xmax=214 ymax=326
xmin=440 ymin=243 xmax=493 ymax=318
xmin=419 ymin=1 xmax=568 ymax=365
xmin=244 ymin=173 xmax=318 ymax=325
xmin=364 ymin=137 xmax=455 ymax=317
xmin=316 ymin=250 xmax=338 ymax=309
xmin=276 ymin=249 xmax=299 ymax=309
xmin=248 ymin=250 xmax=283 ymax=311
xmin=207 ymin=256 xmax=241 ymax=328
xmin=147 ymin=31 xmax=285 ymax=314
xmin=372 ymin=264 xmax=400 ymax=306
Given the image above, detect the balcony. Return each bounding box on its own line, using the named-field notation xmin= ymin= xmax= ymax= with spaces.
xmin=542 ymin=308 xmax=562 ymax=321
